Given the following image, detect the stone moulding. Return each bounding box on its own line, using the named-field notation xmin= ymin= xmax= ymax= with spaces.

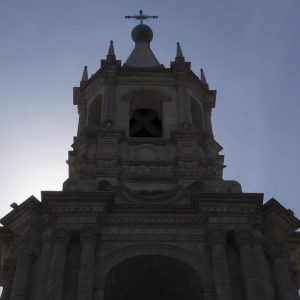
xmin=98 ymin=214 xmax=206 ymax=225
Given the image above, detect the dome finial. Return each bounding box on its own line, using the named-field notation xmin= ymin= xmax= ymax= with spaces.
xmin=131 ymin=24 xmax=153 ymax=43
xmin=125 ymin=10 xmax=158 ymax=44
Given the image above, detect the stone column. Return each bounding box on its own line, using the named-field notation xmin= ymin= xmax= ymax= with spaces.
xmin=45 ymin=229 xmax=70 ymax=300
xmin=76 ymin=228 xmax=97 ymax=300
xmin=0 ymin=259 xmax=16 ymax=300
xmin=236 ymin=231 xmax=261 ymax=300
xmin=10 ymin=238 xmax=35 ymax=300
xmin=267 ymin=239 xmax=297 ymax=300
xmin=32 ymin=229 xmax=53 ymax=300
xmin=253 ymin=231 xmax=276 ymax=300
xmin=208 ymin=230 xmax=232 ymax=300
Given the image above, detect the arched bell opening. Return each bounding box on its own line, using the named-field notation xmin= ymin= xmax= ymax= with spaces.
xmin=130 ymin=108 xmax=162 ymax=137
xmin=128 ymin=89 xmax=164 ymax=138
xmin=104 ymin=255 xmax=202 ymax=300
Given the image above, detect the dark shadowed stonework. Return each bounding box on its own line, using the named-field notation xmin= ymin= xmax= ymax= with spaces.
xmin=0 ymin=20 xmax=300 ymax=300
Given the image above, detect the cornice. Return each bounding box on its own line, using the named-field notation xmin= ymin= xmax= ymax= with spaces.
xmin=74 ymin=64 xmax=216 ymax=105
xmin=263 ymin=198 xmax=300 ymax=234
xmin=0 ymin=189 xmax=265 ymax=230
xmin=41 ymin=191 xmax=113 ymax=203
xmin=0 ymin=196 xmax=42 ymax=234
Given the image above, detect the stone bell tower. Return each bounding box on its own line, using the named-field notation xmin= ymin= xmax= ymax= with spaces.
xmin=63 ymin=15 xmax=240 ymax=195
xmin=0 ymin=11 xmax=300 ymax=300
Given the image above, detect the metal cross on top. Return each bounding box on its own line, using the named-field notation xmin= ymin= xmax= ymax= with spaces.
xmin=125 ymin=10 xmax=158 ymax=24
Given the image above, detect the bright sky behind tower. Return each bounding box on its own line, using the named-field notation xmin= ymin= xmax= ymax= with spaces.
xmin=0 ymin=0 xmax=299 ymax=218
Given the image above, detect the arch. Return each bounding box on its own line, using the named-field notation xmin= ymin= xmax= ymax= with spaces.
xmin=96 ymin=243 xmax=214 ymax=289
xmin=104 ymin=255 xmax=202 ymax=300
xmin=122 ymin=88 xmax=171 ymax=113
xmin=122 ymin=89 xmax=170 ymax=138
xmin=87 ymin=95 xmax=102 ymax=130
xmin=190 ymin=97 xmax=204 ymax=131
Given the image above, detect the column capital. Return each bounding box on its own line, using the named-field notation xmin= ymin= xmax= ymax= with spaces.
xmin=253 ymin=230 xmax=264 ymax=246
xmin=207 ymin=230 xmax=227 ymax=247
xmin=41 ymin=228 xmax=53 ymax=243
xmin=201 ymin=284 xmax=214 ymax=291
xmin=15 ymin=235 xmax=39 ymax=259
xmin=53 ymin=228 xmax=71 ymax=245
xmin=236 ymin=230 xmax=253 ymax=247
xmin=80 ymin=227 xmax=98 ymax=245
xmin=266 ymin=239 xmax=289 ymax=261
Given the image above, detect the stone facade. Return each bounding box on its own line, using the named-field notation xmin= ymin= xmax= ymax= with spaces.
xmin=0 ymin=22 xmax=300 ymax=300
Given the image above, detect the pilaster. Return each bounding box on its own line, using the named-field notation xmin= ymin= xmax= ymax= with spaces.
xmin=45 ymin=228 xmax=70 ymax=300
xmin=32 ymin=229 xmax=53 ymax=300
xmin=101 ymin=60 xmax=120 ymax=127
xmin=204 ymin=103 xmax=213 ymax=138
xmin=253 ymin=231 xmax=276 ymax=300
xmin=10 ymin=235 xmax=37 ymax=300
xmin=76 ymin=227 xmax=97 ymax=300
xmin=266 ymin=236 xmax=297 ymax=300
xmin=208 ymin=230 xmax=232 ymax=300
xmin=236 ymin=230 xmax=261 ymax=300
xmin=77 ymin=97 xmax=87 ymax=137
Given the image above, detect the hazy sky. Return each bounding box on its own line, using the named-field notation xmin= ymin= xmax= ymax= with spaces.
xmin=0 ymin=0 xmax=299 ymax=217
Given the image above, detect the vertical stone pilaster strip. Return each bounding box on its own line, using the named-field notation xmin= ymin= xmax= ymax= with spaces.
xmin=253 ymin=231 xmax=276 ymax=300
xmin=208 ymin=231 xmax=232 ymax=300
xmin=204 ymin=106 xmax=213 ymax=137
xmin=10 ymin=239 xmax=35 ymax=300
xmin=236 ymin=231 xmax=261 ymax=300
xmin=176 ymin=75 xmax=191 ymax=129
xmin=103 ymin=73 xmax=116 ymax=127
xmin=76 ymin=228 xmax=97 ymax=300
xmin=77 ymin=100 xmax=87 ymax=136
xmin=267 ymin=239 xmax=296 ymax=300
xmin=45 ymin=229 xmax=70 ymax=300
xmin=32 ymin=229 xmax=53 ymax=300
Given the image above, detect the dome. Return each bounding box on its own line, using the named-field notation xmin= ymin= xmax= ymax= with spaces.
xmin=131 ymin=24 xmax=153 ymax=43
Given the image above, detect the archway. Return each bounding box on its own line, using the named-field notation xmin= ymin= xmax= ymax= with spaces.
xmin=104 ymin=255 xmax=202 ymax=300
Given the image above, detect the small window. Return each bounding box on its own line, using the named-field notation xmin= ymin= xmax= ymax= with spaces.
xmin=130 ymin=109 xmax=162 ymax=138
